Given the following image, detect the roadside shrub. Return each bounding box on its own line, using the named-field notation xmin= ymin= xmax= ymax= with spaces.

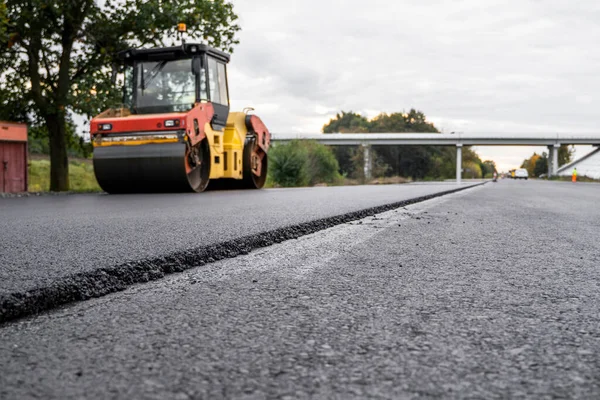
xmin=268 ymin=141 xmax=309 ymax=187
xmin=302 ymin=141 xmax=343 ymax=185
xmin=268 ymin=140 xmax=343 ymax=187
xmin=462 ymin=161 xmax=482 ymax=179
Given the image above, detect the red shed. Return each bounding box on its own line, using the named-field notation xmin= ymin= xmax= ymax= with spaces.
xmin=0 ymin=121 xmax=28 ymax=193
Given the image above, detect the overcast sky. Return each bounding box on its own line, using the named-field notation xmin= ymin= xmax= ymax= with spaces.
xmin=227 ymin=0 xmax=600 ymax=171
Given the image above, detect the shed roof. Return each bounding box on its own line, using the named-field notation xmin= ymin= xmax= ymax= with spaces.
xmin=0 ymin=121 xmax=27 ymax=142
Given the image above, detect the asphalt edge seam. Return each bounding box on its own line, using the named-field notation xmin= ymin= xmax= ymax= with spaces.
xmin=0 ymin=183 xmax=485 ymax=324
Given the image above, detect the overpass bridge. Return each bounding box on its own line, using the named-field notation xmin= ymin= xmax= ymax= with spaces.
xmin=271 ymin=133 xmax=600 ymax=183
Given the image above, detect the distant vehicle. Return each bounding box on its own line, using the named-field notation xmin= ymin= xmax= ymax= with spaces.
xmin=514 ymin=168 xmax=528 ymax=180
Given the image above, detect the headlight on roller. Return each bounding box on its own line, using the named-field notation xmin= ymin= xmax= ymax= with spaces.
xmin=164 ymin=119 xmax=180 ymax=128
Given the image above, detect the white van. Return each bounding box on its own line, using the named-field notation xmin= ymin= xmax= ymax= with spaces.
xmin=514 ymin=168 xmax=528 ymax=180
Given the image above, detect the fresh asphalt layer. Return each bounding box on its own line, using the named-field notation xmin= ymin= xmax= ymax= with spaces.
xmin=1 ymin=180 xmax=599 ymax=399
xmin=0 ymin=182 xmax=479 ymax=322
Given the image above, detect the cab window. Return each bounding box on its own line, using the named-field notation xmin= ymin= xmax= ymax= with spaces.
xmin=207 ymin=57 xmax=229 ymax=105
xmin=217 ymin=62 xmax=229 ymax=106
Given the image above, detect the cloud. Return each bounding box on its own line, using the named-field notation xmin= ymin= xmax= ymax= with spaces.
xmin=230 ymin=0 xmax=600 ymax=130
xmin=228 ymin=0 xmax=600 ymax=169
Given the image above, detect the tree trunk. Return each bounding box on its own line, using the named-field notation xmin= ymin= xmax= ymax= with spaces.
xmin=46 ymin=114 xmax=69 ymax=191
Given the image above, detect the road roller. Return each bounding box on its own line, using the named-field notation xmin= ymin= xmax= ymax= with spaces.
xmin=90 ymin=42 xmax=270 ymax=193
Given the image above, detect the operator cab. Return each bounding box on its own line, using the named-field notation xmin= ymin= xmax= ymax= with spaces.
xmin=118 ymin=43 xmax=231 ymax=129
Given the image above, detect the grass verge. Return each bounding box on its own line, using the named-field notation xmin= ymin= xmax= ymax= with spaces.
xmin=28 ymin=158 xmax=102 ymax=193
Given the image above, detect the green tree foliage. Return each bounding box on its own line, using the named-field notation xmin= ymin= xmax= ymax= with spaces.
xmin=369 ymin=110 xmax=439 ymax=133
xmin=522 ymin=145 xmax=572 ymax=177
xmin=324 ymin=112 xmax=369 ymax=178
xmin=558 ymin=144 xmax=574 ymax=167
xmin=323 ymin=111 xmax=369 ymax=133
xmin=269 ymin=140 xmax=342 ymax=187
xmin=370 ymin=110 xmax=441 ymax=180
xmin=329 ymin=146 xmax=355 ymax=178
xmin=28 ymin=119 xmax=92 ymax=158
xmin=0 ymin=0 xmax=239 ymax=190
xmin=0 ymin=1 xmax=8 ymax=49
xmin=520 ymin=153 xmax=541 ymax=177
xmin=479 ymin=160 xmax=497 ymax=178
xmin=534 ymin=152 xmax=548 ymax=177
xmin=302 ymin=141 xmax=343 ymax=185
xmin=461 ymin=147 xmax=484 ymax=179
xmin=322 ymin=109 xmax=488 ymax=180
xmin=346 ymin=147 xmax=389 ymax=182
xmin=324 ymin=109 xmax=439 ymax=134
xmin=462 ymin=161 xmax=482 ymax=179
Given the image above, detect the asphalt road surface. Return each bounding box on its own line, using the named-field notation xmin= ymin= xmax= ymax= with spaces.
xmin=1 ymin=180 xmax=600 ymax=399
xmin=0 ymin=182 xmax=477 ymax=321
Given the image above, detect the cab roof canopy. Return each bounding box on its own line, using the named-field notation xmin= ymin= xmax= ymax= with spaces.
xmin=117 ymin=43 xmax=230 ymax=64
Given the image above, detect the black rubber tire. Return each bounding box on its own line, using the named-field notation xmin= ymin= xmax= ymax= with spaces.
xmin=242 ymin=136 xmax=268 ymax=189
xmin=187 ymin=139 xmax=211 ymax=192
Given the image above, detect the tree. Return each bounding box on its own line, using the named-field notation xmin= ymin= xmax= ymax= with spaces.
xmin=0 ymin=2 xmax=7 ymax=40
xmin=558 ymin=144 xmax=574 ymax=167
xmin=368 ymin=111 xmax=438 ymax=180
xmin=480 ymin=160 xmax=497 ymax=178
xmin=522 ymin=146 xmax=570 ymax=177
xmin=369 ymin=109 xmax=439 ymax=133
xmin=534 ymin=152 xmax=548 ymax=177
xmin=27 ymin=117 xmax=91 ymax=157
xmin=461 ymin=147 xmax=483 ymax=179
xmin=528 ymin=154 xmax=541 ymax=176
xmin=322 ymin=109 xmax=454 ymax=180
xmin=1 ymin=0 xmax=239 ymax=191
xmin=463 ymin=161 xmax=482 ymax=179
xmin=323 ymin=111 xmax=369 ymax=133
xmin=521 ymin=153 xmax=540 ymax=177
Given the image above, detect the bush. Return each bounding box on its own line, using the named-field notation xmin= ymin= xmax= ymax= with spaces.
xmin=462 ymin=161 xmax=482 ymax=179
xmin=268 ymin=140 xmax=343 ymax=187
xmin=28 ymin=135 xmax=50 ymax=154
xmin=302 ymin=141 xmax=343 ymax=185
xmin=268 ymin=142 xmax=309 ymax=187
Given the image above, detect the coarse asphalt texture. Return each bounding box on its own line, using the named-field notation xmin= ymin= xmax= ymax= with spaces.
xmin=0 ymin=182 xmax=480 ymax=322
xmin=1 ymin=180 xmax=599 ymax=399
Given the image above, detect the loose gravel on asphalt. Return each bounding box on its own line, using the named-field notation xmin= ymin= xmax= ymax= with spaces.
xmin=1 ymin=180 xmax=599 ymax=399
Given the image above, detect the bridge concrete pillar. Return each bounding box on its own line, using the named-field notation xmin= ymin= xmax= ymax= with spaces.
xmin=552 ymin=144 xmax=559 ymax=176
xmin=547 ymin=144 xmax=559 ymax=176
xmin=456 ymin=144 xmax=463 ymax=184
xmin=547 ymin=146 xmax=553 ymax=176
xmin=362 ymin=144 xmax=372 ymax=181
